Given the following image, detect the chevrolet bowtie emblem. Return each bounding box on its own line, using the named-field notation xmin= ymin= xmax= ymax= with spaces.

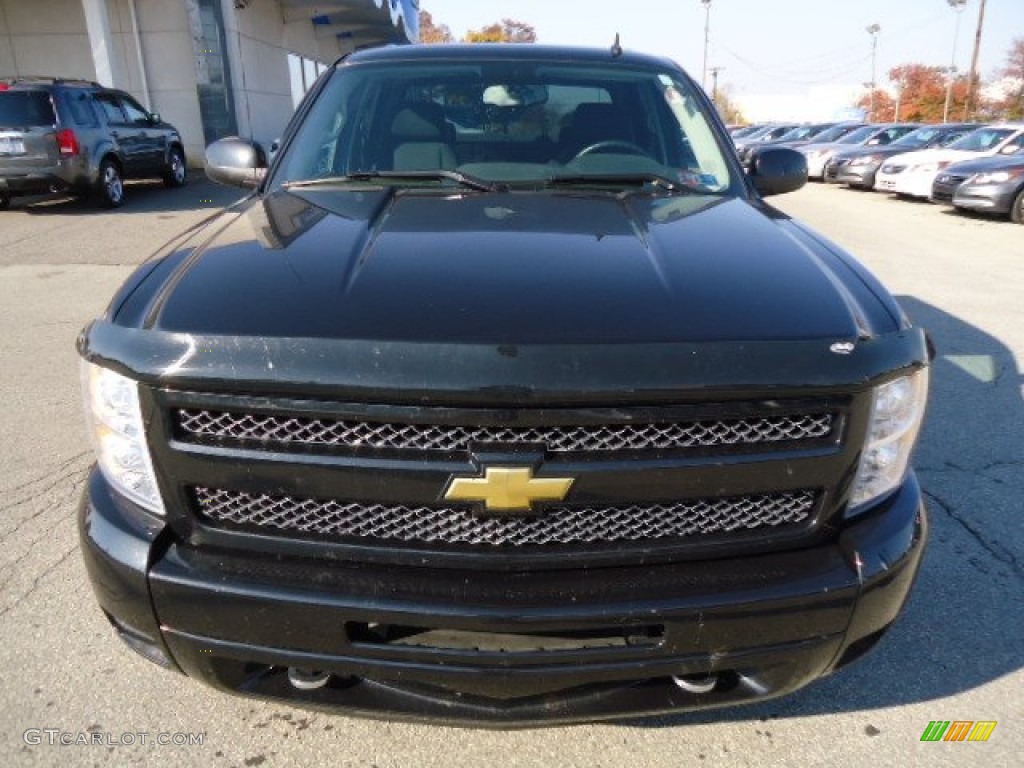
xmin=444 ymin=466 xmax=574 ymax=513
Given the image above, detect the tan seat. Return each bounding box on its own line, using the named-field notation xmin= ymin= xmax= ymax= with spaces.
xmin=391 ymin=104 xmax=457 ymax=171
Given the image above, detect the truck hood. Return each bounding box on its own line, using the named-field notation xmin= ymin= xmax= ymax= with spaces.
xmin=131 ymin=188 xmax=890 ymax=345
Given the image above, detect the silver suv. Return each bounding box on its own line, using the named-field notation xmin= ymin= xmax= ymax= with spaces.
xmin=0 ymin=78 xmax=186 ymax=209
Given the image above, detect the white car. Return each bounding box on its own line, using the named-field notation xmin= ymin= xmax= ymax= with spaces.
xmin=874 ymin=124 xmax=1024 ymax=198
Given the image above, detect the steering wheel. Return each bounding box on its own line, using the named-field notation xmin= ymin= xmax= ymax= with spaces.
xmin=571 ymin=140 xmax=651 ymax=162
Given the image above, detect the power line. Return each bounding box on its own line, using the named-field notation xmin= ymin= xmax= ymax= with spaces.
xmin=720 ymin=45 xmax=871 ymax=87
xmin=714 ymin=10 xmax=948 ymax=85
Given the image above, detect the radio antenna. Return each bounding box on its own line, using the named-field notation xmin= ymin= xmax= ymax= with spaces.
xmin=611 ymin=33 xmax=623 ymax=58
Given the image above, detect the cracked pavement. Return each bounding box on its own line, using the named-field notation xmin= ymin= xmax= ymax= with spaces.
xmin=0 ymin=178 xmax=1021 ymax=767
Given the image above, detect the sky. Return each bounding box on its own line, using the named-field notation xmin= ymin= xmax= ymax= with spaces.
xmin=420 ymin=0 xmax=1024 ymax=121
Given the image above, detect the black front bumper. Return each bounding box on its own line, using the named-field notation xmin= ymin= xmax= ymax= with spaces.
xmin=80 ymin=468 xmax=926 ymax=726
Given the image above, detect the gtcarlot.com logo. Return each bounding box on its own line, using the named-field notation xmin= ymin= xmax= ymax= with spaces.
xmin=920 ymin=721 xmax=997 ymax=742
xmin=23 ymin=729 xmax=205 ymax=747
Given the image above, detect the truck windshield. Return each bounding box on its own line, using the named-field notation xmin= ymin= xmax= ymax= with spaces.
xmin=0 ymin=91 xmax=56 ymax=128
xmin=273 ymin=60 xmax=734 ymax=195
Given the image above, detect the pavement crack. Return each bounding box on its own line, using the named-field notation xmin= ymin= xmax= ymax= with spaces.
xmin=0 ymin=543 xmax=80 ymax=620
xmin=923 ymin=489 xmax=1023 ymax=580
xmin=1 ymin=451 xmax=88 ymax=496
xmin=0 ymin=479 xmax=83 ymax=589
xmin=0 ymin=461 xmax=89 ymax=533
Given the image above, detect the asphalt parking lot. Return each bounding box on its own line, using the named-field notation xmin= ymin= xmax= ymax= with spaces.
xmin=1 ymin=177 xmax=1021 ymax=768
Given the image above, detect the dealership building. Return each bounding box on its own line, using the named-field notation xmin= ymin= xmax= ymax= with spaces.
xmin=0 ymin=0 xmax=418 ymax=164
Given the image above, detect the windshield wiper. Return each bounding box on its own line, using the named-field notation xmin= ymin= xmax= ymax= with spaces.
xmin=544 ymin=173 xmax=687 ymax=193
xmin=284 ymin=170 xmax=500 ymax=193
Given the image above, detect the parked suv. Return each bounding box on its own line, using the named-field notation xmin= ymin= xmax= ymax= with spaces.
xmin=78 ymin=44 xmax=929 ymax=725
xmin=0 ymin=78 xmax=186 ymax=209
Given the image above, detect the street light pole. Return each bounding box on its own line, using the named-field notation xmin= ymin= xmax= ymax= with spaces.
xmin=943 ymin=0 xmax=968 ymax=124
xmin=866 ymin=24 xmax=881 ymax=121
xmin=701 ymin=0 xmax=712 ymax=90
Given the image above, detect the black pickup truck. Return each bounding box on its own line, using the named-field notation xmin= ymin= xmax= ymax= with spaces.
xmin=78 ymin=44 xmax=930 ymax=726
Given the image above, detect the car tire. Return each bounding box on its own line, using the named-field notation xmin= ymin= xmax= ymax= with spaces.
xmin=1011 ymin=188 xmax=1024 ymax=225
xmin=0 ymin=192 xmax=10 ymax=210
xmin=95 ymin=159 xmax=125 ymax=208
xmin=163 ymin=147 xmax=187 ymax=188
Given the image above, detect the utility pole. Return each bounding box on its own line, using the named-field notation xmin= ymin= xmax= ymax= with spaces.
xmin=710 ymin=66 xmax=724 ymax=106
xmin=866 ymin=24 xmax=881 ymax=121
xmin=701 ymin=0 xmax=712 ymax=90
xmin=894 ymin=70 xmax=905 ymax=120
xmin=963 ymin=0 xmax=987 ymax=119
xmin=943 ymin=0 xmax=967 ymax=124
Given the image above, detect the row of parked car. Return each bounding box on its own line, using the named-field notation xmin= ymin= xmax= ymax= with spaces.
xmin=731 ymin=120 xmax=1024 ymax=224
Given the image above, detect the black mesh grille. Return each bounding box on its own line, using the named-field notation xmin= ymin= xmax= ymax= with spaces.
xmin=177 ymin=409 xmax=834 ymax=453
xmin=193 ymin=487 xmax=818 ymax=547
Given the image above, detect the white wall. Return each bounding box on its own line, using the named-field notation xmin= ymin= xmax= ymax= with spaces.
xmin=2 ymin=0 xmax=344 ymax=166
xmin=222 ymin=0 xmax=317 ymax=151
xmin=0 ymin=1 xmax=206 ymax=167
xmin=0 ymin=0 xmax=94 ymax=80
xmin=123 ymin=0 xmax=206 ymax=166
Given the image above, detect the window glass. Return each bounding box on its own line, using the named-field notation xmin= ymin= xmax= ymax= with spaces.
xmin=274 ymin=60 xmax=736 ymax=194
xmin=838 ymin=126 xmax=877 ymax=144
xmin=0 ymin=91 xmax=56 ymax=126
xmin=119 ymin=96 xmax=150 ymax=124
xmin=95 ymin=94 xmax=126 ymax=124
xmin=66 ymin=92 xmax=99 ymax=127
xmin=948 ymin=128 xmax=1015 ymax=152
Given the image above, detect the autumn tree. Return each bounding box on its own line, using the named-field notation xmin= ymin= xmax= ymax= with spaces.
xmin=856 ymin=89 xmax=895 ymax=122
xmin=996 ymin=36 xmax=1024 ymax=120
xmin=856 ymin=64 xmax=976 ymax=123
xmin=419 ymin=10 xmax=454 ymax=44
xmin=463 ymin=19 xmax=537 ymax=44
xmin=713 ymin=86 xmax=746 ymax=125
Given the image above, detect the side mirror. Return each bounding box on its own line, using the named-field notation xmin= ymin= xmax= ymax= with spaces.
xmin=999 ymin=144 xmax=1020 ymax=155
xmin=866 ymin=138 xmax=881 ymax=146
xmin=205 ymin=137 xmax=267 ymax=188
xmin=149 ymin=112 xmax=162 ymax=124
xmin=750 ymin=147 xmax=807 ymax=196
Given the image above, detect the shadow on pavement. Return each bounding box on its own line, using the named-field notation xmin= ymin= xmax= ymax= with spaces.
xmin=15 ymin=173 xmax=243 ymax=217
xmin=629 ymin=295 xmax=1023 ymax=728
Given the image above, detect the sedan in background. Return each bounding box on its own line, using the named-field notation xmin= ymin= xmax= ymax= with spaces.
xmin=729 ymin=123 xmax=767 ymax=139
xmin=802 ymin=124 xmax=916 ymax=181
xmin=821 ymin=124 xmax=918 ymax=182
xmin=792 ymin=122 xmax=866 ymax=147
xmin=735 ymin=122 xmax=838 ymax=165
xmin=829 ymin=123 xmax=976 ymax=189
xmin=875 ymin=123 xmax=1024 ymax=198
xmin=932 ymin=154 xmax=1024 ymax=223
xmin=733 ymin=123 xmax=800 ymax=162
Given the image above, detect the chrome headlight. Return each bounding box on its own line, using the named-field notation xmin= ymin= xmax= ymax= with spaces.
xmin=849 ymin=154 xmax=882 ymax=166
xmin=969 ymin=169 xmax=1022 ymax=185
xmin=848 ymin=369 xmax=929 ymax=515
xmin=910 ymin=162 xmax=948 ymax=174
xmin=81 ymin=361 xmax=164 ymax=515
